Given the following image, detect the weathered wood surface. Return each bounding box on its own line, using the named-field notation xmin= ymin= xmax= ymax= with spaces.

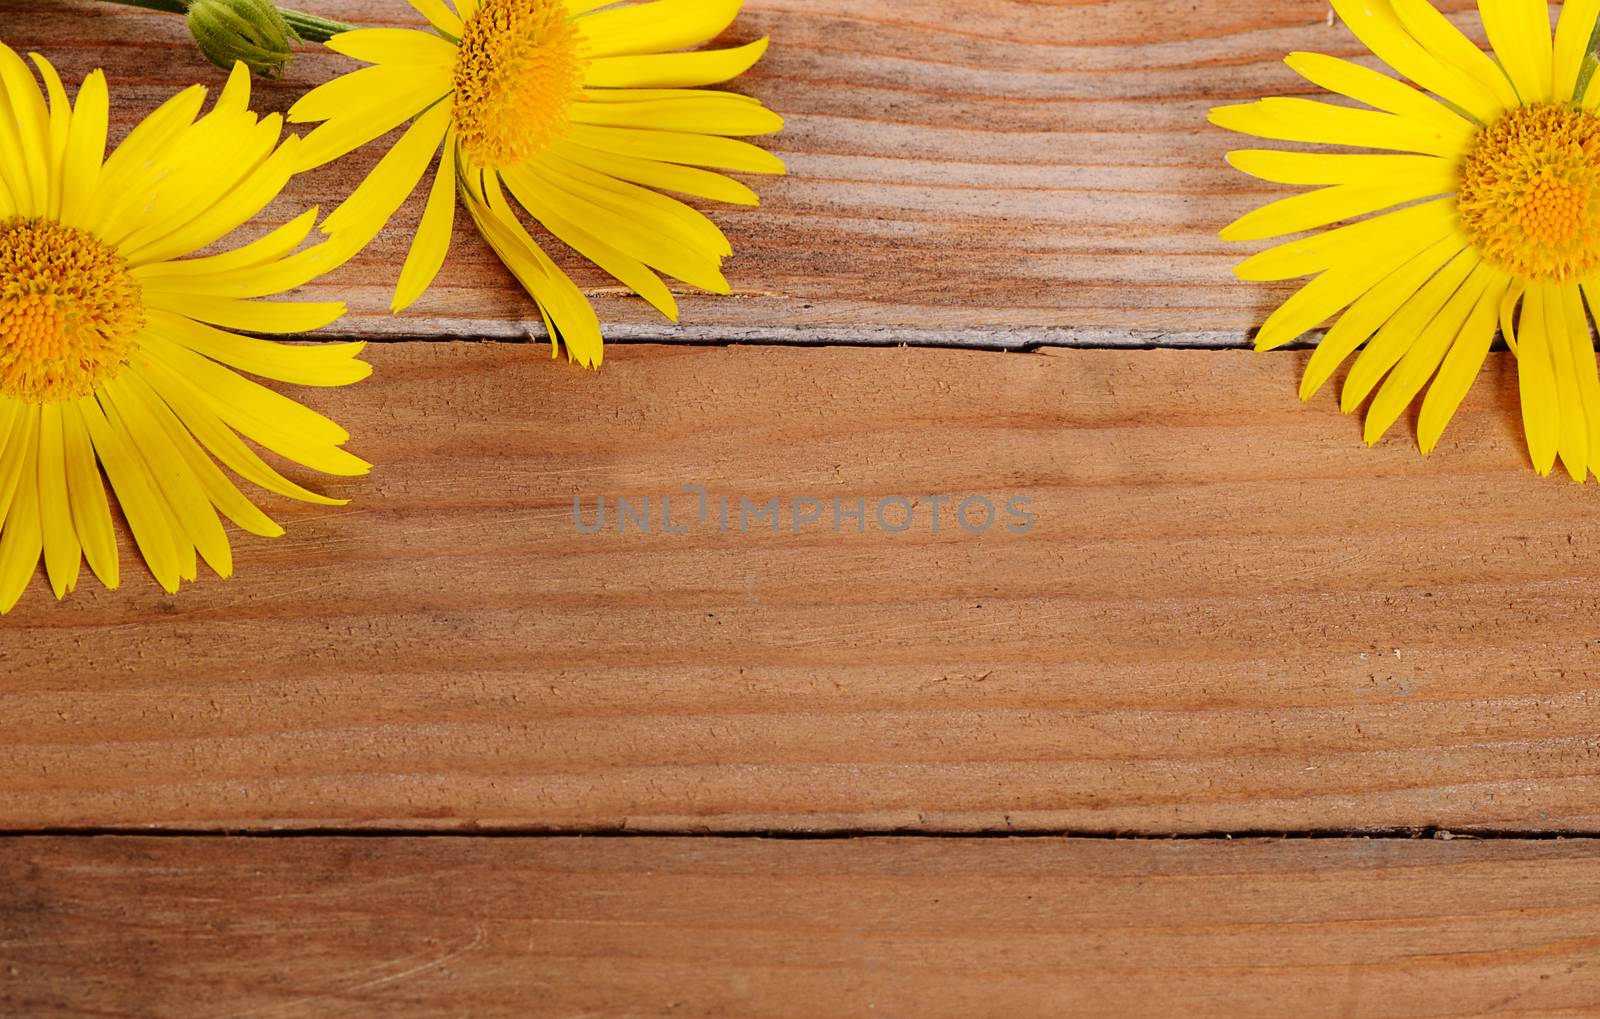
xmin=6 ymin=343 xmax=1600 ymax=834
xmin=5 ymin=835 xmax=1600 ymax=1018
xmin=11 ymin=0 xmax=1596 ymax=1011
xmin=2 ymin=0 xmax=1413 ymax=344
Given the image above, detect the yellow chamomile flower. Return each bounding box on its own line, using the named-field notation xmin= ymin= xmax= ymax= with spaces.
xmin=1214 ymin=0 xmax=1600 ymax=481
xmin=0 ymin=48 xmax=369 ymax=611
xmin=287 ymin=0 xmax=786 ymax=368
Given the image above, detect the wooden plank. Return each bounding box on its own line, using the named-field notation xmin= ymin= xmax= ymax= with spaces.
xmin=2 ymin=0 xmax=1402 ymax=344
xmin=4 ymin=835 xmax=1600 ymax=1018
xmin=6 ymin=343 xmax=1600 ymax=834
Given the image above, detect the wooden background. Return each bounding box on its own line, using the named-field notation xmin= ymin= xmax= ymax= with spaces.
xmin=6 ymin=0 xmax=1600 ymax=1015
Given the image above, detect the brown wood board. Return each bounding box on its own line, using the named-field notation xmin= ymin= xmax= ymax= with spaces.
xmin=5 ymin=344 xmax=1599 ymax=834
xmin=6 ymin=834 xmax=1600 ymax=1018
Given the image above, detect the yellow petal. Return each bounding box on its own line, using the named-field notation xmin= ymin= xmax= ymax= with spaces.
xmin=1255 ymin=228 xmax=1463 ymax=352
xmin=1418 ymin=269 xmax=1511 ymax=454
xmin=504 ymin=162 xmax=729 ymax=295
xmin=0 ymin=51 xmax=37 ymax=217
xmin=1479 ymin=0 xmax=1553 ymax=104
xmin=570 ymin=93 xmax=783 ymax=136
xmin=404 ymin=0 xmax=463 ymax=37
xmin=1541 ymin=282 xmax=1590 ymax=481
xmin=1364 ymin=261 xmax=1495 ymax=445
xmin=138 ymin=236 xmax=350 ymax=302
xmin=117 ymin=371 xmax=282 ymax=539
xmin=1234 ymin=197 xmax=1456 ymax=282
xmin=0 ymin=400 xmax=35 ymax=530
xmin=59 ymin=400 xmax=119 ymax=590
xmin=289 ymin=72 xmax=450 ymax=171
xmin=1510 ymin=285 xmax=1562 ymax=475
xmin=35 ymin=404 xmax=81 ymax=599
xmin=212 ymin=60 xmax=253 ymax=116
xmin=326 ymin=28 xmax=458 ymax=68
xmin=1329 ymin=0 xmax=1504 ymax=122
xmin=134 ymin=339 xmax=369 ymax=478
xmin=112 ymin=113 xmax=286 ymax=259
xmin=0 ymin=158 xmax=14 ymax=219
xmin=1342 ymin=247 xmax=1479 ymax=412
xmin=319 ymin=99 xmax=453 ymax=247
xmin=89 ymin=84 xmax=207 ymax=235
xmin=0 ymin=44 xmax=50 ymax=217
xmin=504 ymin=167 xmax=679 ymax=320
xmin=393 ymin=126 xmax=460 ymax=313
xmin=1221 ymin=172 xmax=1454 ymax=243
xmin=577 ymin=0 xmax=743 ymax=59
xmin=289 ymin=63 xmax=446 ymax=125
xmin=586 ymin=38 xmax=769 ymax=89
xmin=58 ymin=69 xmax=107 ymax=229
xmin=97 ymin=390 xmax=197 ymax=584
xmin=1226 ymin=150 xmax=1453 ymax=187
xmin=143 ymin=308 xmax=370 ymax=388
xmin=566 ymin=123 xmax=787 ymax=174
xmin=132 ymin=207 xmax=319 ymax=283
xmin=99 ymin=83 xmax=206 ymax=185
xmin=136 ymin=333 xmax=350 ymax=448
xmin=78 ymin=392 xmax=183 ymax=593
xmin=0 ymin=424 xmax=42 ymax=614
xmin=28 ymin=54 xmax=71 ymax=221
xmin=1284 ymin=50 xmax=1468 ymax=133
xmin=1304 ymin=233 xmax=1466 ymax=402
xmin=1553 ymin=0 xmax=1600 ymax=102
xmin=142 ymin=290 xmax=346 ymax=335
xmin=462 ymin=173 xmax=605 ymax=366
xmin=118 ymin=125 xmax=305 ymax=268
xmin=1565 ymin=284 xmax=1600 ymax=479
xmin=1209 ymin=97 xmax=1471 ymax=158
xmin=1391 ymin=0 xmax=1519 ymax=110
xmin=133 ymin=358 xmax=348 ymax=508
xmin=550 ymin=139 xmax=759 ymax=204
xmin=535 ymin=147 xmax=732 ymax=257
xmin=101 ymin=377 xmax=234 ymax=577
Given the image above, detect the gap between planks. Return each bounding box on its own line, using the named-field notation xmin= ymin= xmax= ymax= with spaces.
xmin=299 ymin=328 xmax=1270 ymax=351
xmin=3 ymin=828 xmax=1600 ymax=842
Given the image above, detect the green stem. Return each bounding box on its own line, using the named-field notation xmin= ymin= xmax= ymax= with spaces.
xmin=280 ymin=9 xmax=356 ymax=42
xmin=1577 ymin=22 xmax=1600 ymax=105
xmin=93 ymin=0 xmax=356 ymax=42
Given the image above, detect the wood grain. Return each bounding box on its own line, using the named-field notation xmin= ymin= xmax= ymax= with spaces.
xmin=6 ymin=343 xmax=1600 ymax=834
xmin=10 ymin=1 xmax=1593 ymax=1003
xmin=0 ymin=0 xmax=1456 ymax=344
xmin=5 ymin=834 xmax=1600 ymax=1018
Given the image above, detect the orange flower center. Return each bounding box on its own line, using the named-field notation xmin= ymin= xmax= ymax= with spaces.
xmin=451 ymin=0 xmax=587 ymax=169
xmin=1458 ymin=103 xmax=1600 ymax=282
xmin=0 ymin=219 xmax=143 ymax=404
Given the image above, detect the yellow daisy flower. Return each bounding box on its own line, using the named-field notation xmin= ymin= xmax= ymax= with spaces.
xmin=287 ymin=0 xmax=786 ymax=368
xmin=0 ymin=47 xmax=369 ymax=611
xmin=1214 ymin=0 xmax=1600 ymax=481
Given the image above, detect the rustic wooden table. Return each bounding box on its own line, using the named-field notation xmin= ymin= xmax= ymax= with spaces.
xmin=5 ymin=0 xmax=1600 ymax=1015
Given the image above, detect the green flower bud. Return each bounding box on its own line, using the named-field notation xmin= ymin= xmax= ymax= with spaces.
xmin=184 ymin=0 xmax=300 ymax=79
